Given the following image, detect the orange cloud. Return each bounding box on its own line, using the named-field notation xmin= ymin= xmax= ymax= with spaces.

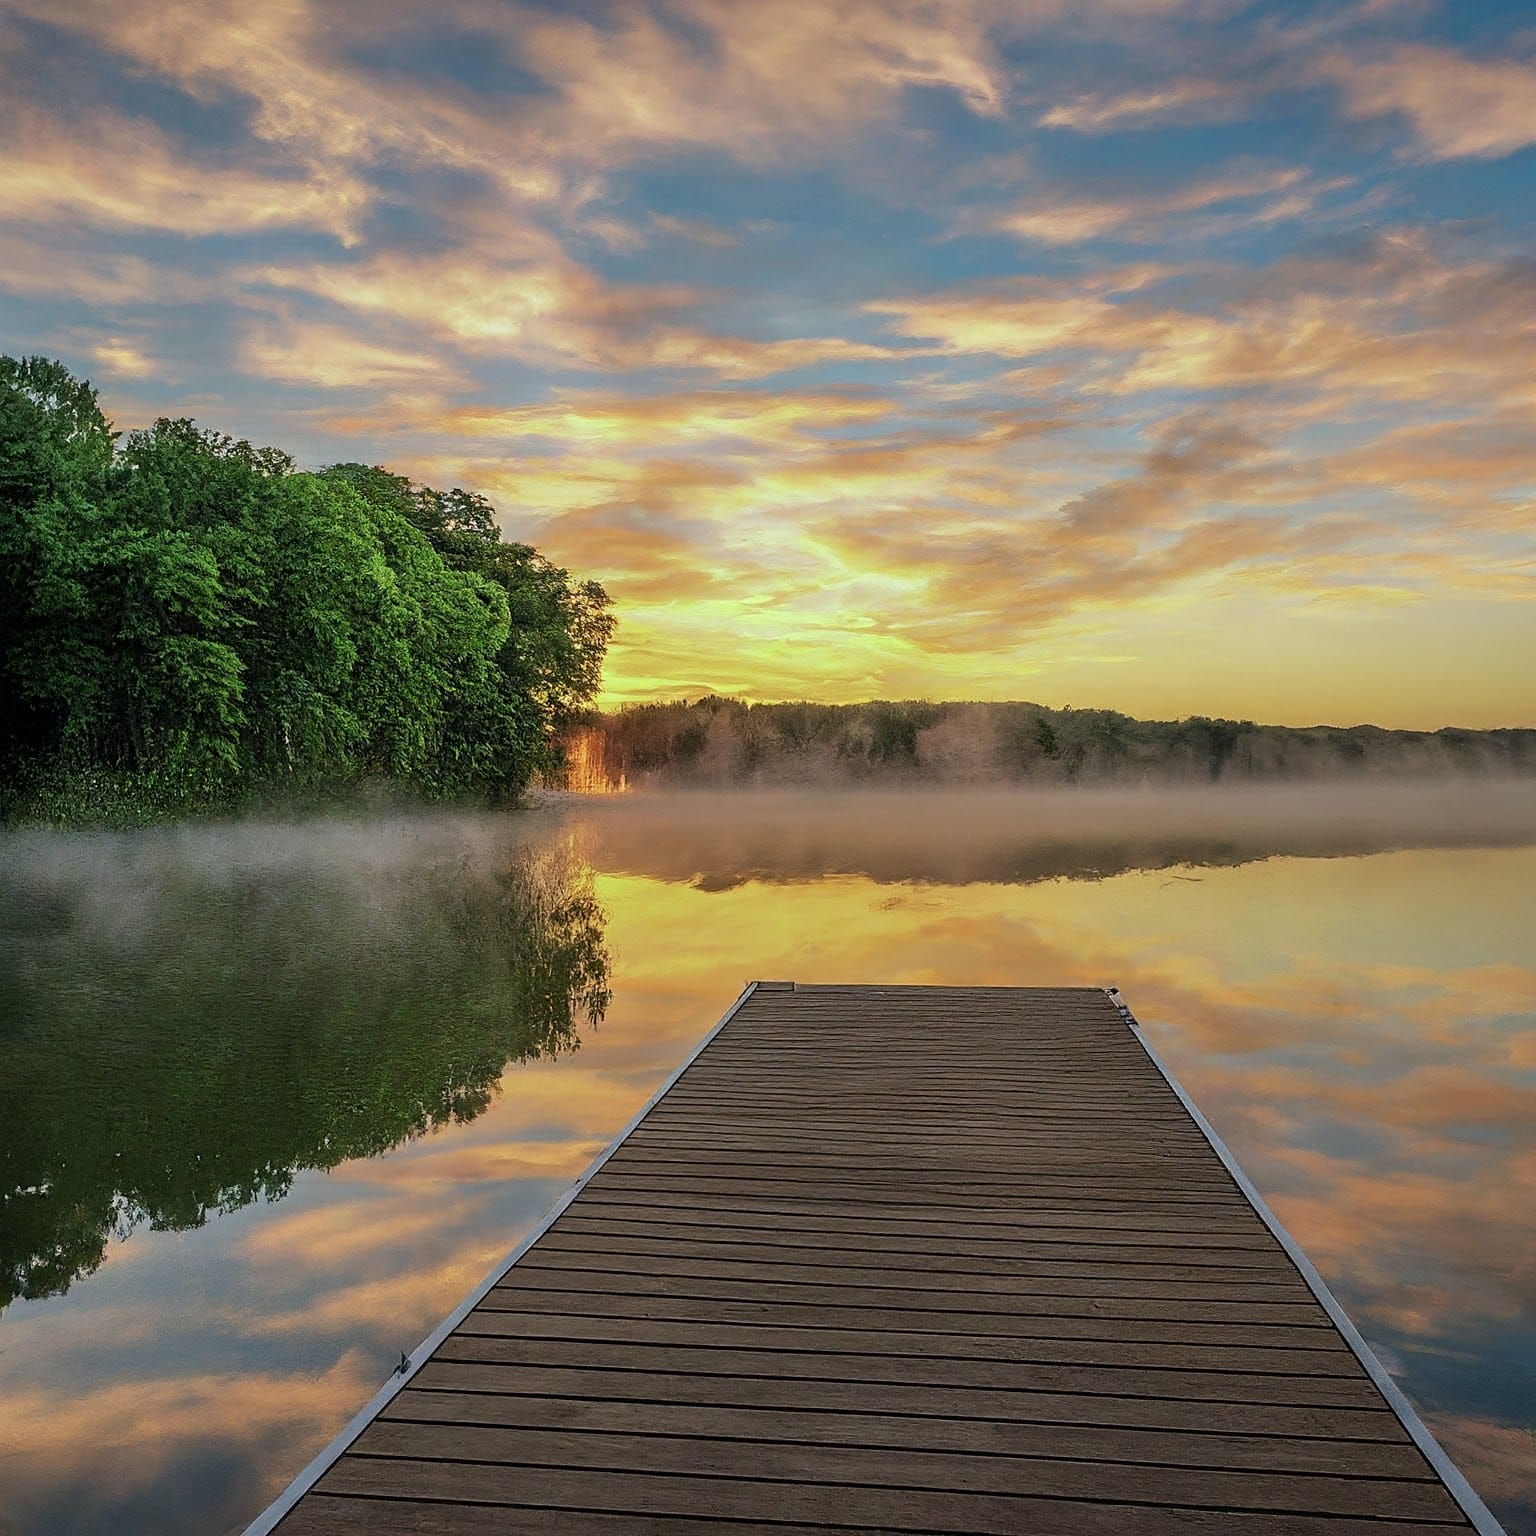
xmin=1322 ymin=43 xmax=1536 ymax=161
xmin=250 ymin=244 xmax=908 ymax=377
xmin=240 ymin=314 xmax=459 ymax=391
xmin=85 ymin=336 xmax=166 ymax=379
xmin=0 ymin=104 xmax=368 ymax=241
xmin=873 ymin=236 xmax=1536 ymax=414
xmin=5 ymin=0 xmax=1534 ymax=726
xmin=6 ymin=0 xmax=564 ymax=206
xmin=993 ymin=165 xmax=1319 ymax=247
xmin=1039 ymin=78 xmax=1244 ymax=132
xmin=443 ymin=388 xmax=895 ymax=448
xmin=503 ymin=0 xmax=1009 ymax=163
xmin=246 ymin=241 xmax=662 ymax=355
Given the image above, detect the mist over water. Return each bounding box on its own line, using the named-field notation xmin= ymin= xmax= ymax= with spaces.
xmin=574 ymin=778 xmax=1536 ymax=887
xmin=1 ymin=787 xmax=1533 ymax=1534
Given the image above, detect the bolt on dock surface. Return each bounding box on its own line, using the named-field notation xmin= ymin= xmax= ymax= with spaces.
xmin=256 ymin=982 xmax=1503 ymax=1535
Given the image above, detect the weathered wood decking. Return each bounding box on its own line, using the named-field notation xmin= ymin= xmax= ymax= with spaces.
xmin=259 ymin=983 xmax=1503 ymax=1535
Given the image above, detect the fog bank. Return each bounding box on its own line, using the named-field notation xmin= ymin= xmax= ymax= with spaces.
xmin=572 ymin=780 xmax=1536 ymax=888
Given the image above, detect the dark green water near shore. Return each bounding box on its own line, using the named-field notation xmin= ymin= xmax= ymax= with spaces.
xmin=2 ymin=786 xmax=1533 ymax=1534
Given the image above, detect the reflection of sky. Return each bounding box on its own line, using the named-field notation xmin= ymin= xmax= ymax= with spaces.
xmin=1 ymin=805 xmax=1533 ymax=1535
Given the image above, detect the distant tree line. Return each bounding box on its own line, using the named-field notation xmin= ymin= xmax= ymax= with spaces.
xmin=558 ymin=697 xmax=1536 ymax=790
xmin=0 ymin=356 xmax=612 ymax=822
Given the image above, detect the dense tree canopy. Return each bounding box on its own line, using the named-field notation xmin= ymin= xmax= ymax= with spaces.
xmin=0 ymin=357 xmax=612 ymax=821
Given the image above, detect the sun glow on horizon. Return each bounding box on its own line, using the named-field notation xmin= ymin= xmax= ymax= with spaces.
xmin=3 ymin=0 xmax=1533 ymax=728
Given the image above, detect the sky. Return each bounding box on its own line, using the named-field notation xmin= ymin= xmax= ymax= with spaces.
xmin=3 ymin=0 xmax=1534 ymax=729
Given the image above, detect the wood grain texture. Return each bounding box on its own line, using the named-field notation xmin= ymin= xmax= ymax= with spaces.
xmin=272 ymin=983 xmax=1481 ymax=1534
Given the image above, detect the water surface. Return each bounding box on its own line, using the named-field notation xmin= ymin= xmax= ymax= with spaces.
xmin=2 ymin=786 xmax=1533 ymax=1534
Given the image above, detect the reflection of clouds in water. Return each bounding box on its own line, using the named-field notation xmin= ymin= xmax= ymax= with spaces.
xmin=1433 ymin=1415 xmax=1536 ymax=1528
xmin=1116 ymin=948 xmax=1534 ymax=1359
xmin=1 ymin=800 xmax=1531 ymax=1535
xmin=590 ymin=839 xmax=1534 ymax=1528
xmin=0 ymin=1058 xmax=644 ymax=1531
xmin=240 ymin=1192 xmax=490 ymax=1270
xmin=0 ymin=864 xmax=736 ymax=1531
xmin=0 ymin=1348 xmax=377 ymax=1535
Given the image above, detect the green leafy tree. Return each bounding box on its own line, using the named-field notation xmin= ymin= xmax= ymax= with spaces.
xmin=0 ymin=357 xmax=117 ymax=787
xmin=0 ymin=361 xmax=612 ymax=821
xmin=326 ymin=462 xmax=615 ymax=777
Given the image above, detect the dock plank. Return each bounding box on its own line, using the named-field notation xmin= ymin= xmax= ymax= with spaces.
xmin=402 ymin=1359 xmax=1408 ymax=1440
xmin=263 ymin=983 xmax=1496 ymax=1535
xmin=377 ymin=1390 xmax=1433 ymax=1477
xmin=506 ymin=1252 xmax=1326 ymax=1306
xmin=476 ymin=1284 xmax=1344 ymax=1348
xmin=491 ymin=1263 xmax=1333 ymax=1321
xmin=344 ymin=1420 xmax=1462 ymax=1520
xmin=306 ymin=1459 xmax=1466 ymax=1535
xmin=430 ymin=1332 xmax=1388 ymax=1406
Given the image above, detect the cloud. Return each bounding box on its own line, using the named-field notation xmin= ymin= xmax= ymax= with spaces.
xmin=441 ymin=388 xmax=896 ymax=448
xmin=3 ymin=0 xmax=1534 ymax=723
xmin=246 ymin=245 xmax=637 ymax=358
xmin=377 ymin=383 xmax=1096 ymax=697
xmin=369 ymin=219 xmax=1536 ymax=705
xmin=871 ymin=234 xmax=1536 ymax=415
xmin=0 ymin=229 xmax=209 ymax=305
xmin=0 ymin=1351 xmax=377 ymax=1533
xmin=651 ymin=213 xmax=741 ymax=248
xmin=500 ymin=0 xmax=1009 ymax=164
xmin=1039 ymin=77 xmax=1243 ymax=132
xmin=1322 ymin=43 xmax=1536 ymax=161
xmin=1430 ymin=1414 xmax=1536 ymax=1522
xmin=86 ymin=336 xmax=166 ymax=379
xmin=7 ymin=0 xmax=563 ymax=205
xmin=1059 ymin=418 xmax=1279 ymax=537
xmin=993 ymin=164 xmax=1315 ymax=246
xmin=867 ymin=280 xmax=1148 ymax=361
xmin=0 ymin=105 xmax=366 ymax=242
xmin=13 ymin=0 xmax=1010 ymax=204
xmin=448 ymin=393 xmax=1360 ymax=690
xmin=249 ymin=244 xmax=909 ymax=377
xmin=1321 ymin=417 xmax=1536 ymax=508
xmin=643 ymin=331 xmax=911 ymax=378
xmin=240 ymin=314 xmax=459 ymax=391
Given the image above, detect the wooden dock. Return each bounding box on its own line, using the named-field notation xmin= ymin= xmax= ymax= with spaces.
xmin=255 ymin=983 xmax=1503 ymax=1535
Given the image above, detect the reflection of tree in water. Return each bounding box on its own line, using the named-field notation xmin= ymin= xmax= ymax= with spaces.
xmin=0 ymin=827 xmax=610 ymax=1309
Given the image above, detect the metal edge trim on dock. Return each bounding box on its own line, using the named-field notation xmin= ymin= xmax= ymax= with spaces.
xmin=1116 ymin=990 xmax=1506 ymax=1536
xmin=243 ymin=979 xmax=763 ymax=1536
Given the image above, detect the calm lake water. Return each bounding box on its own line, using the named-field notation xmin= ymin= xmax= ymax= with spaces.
xmin=2 ymin=785 xmax=1534 ymax=1535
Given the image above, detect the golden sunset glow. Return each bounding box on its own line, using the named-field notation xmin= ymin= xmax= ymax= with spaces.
xmin=5 ymin=809 xmax=1532 ymax=1529
xmin=3 ymin=0 xmax=1533 ymax=724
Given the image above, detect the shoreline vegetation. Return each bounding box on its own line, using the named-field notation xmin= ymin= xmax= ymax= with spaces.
xmin=7 ymin=356 xmax=1532 ymax=826
xmin=0 ymin=356 xmax=613 ymax=827
xmin=552 ymin=699 xmax=1536 ymax=793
